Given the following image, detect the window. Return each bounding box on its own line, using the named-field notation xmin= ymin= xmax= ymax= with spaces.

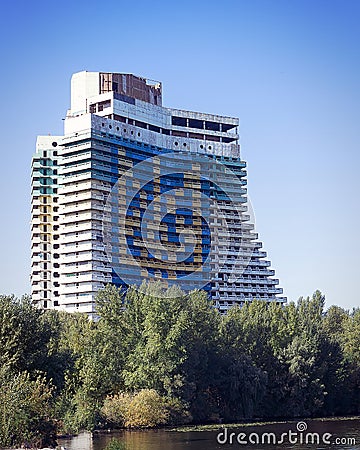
xmin=189 ymin=118 xmax=203 ymax=129
xmin=113 ymin=114 xmax=126 ymax=123
xmin=172 ymin=116 xmax=187 ymax=127
xmin=149 ymin=124 xmax=160 ymax=133
xmin=135 ymin=120 xmax=147 ymax=129
xmin=172 ymin=130 xmax=187 ymax=137
xmin=205 ymin=121 xmax=220 ymax=131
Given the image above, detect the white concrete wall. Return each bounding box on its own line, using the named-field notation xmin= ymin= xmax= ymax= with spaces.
xmin=70 ymin=71 xmax=99 ymax=116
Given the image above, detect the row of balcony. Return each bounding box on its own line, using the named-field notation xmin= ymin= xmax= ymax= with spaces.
xmin=61 ymin=263 xmax=112 ymax=274
xmin=215 ymin=286 xmax=283 ymax=294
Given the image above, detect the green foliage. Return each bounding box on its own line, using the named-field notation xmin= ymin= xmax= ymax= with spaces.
xmin=0 ymin=368 xmax=54 ymax=447
xmin=343 ymin=308 xmax=360 ymax=363
xmin=0 ymin=295 xmax=50 ymax=373
xmin=118 ymin=284 xmax=220 ymax=422
xmin=102 ymin=389 xmax=170 ymax=428
xmin=0 ymin=286 xmax=359 ymax=441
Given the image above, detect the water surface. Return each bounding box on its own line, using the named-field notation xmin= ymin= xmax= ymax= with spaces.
xmin=58 ymin=418 xmax=360 ymax=449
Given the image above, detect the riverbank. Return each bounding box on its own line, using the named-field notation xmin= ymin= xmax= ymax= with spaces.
xmin=169 ymin=415 xmax=360 ymax=432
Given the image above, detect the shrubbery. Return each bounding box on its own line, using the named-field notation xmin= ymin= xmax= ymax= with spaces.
xmin=0 ymin=284 xmax=359 ymax=444
xmin=0 ymin=368 xmax=55 ymax=447
xmin=102 ymin=389 xmax=169 ymax=428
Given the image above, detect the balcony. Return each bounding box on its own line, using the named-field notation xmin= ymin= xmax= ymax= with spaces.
xmin=60 ymin=273 xmax=112 ymax=284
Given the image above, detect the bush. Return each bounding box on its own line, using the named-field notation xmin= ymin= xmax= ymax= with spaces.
xmin=102 ymin=389 xmax=170 ymax=428
xmin=0 ymin=368 xmax=55 ymax=447
xmin=102 ymin=392 xmax=132 ymax=426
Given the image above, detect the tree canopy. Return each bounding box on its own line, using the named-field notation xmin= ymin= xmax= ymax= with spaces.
xmin=0 ymin=286 xmax=359 ymax=445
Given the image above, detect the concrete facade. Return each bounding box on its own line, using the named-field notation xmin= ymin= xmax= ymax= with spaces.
xmin=31 ymin=71 xmax=285 ymax=316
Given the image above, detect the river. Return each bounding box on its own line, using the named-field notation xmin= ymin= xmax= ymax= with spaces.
xmin=58 ymin=417 xmax=360 ymax=449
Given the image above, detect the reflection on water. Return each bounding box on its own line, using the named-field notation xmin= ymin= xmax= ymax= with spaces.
xmin=58 ymin=418 xmax=360 ymax=450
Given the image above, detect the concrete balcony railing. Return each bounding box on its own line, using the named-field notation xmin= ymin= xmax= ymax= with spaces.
xmin=59 ymin=283 xmax=100 ymax=294
xmin=60 ymin=243 xmax=105 ymax=254
xmin=60 ymin=273 xmax=112 ymax=284
xmin=61 ymin=212 xmax=104 ymax=224
xmin=61 ymin=172 xmax=92 ymax=184
xmin=59 ymin=294 xmax=94 ymax=306
xmin=58 ymin=182 xmax=93 ymax=195
xmin=60 ymin=151 xmax=91 ymax=164
xmin=62 ymin=222 xmax=96 ymax=233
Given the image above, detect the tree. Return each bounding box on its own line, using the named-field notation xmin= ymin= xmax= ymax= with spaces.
xmin=0 ymin=368 xmax=54 ymax=447
xmin=280 ymin=291 xmax=337 ymax=417
xmin=0 ymin=295 xmax=50 ymax=374
xmin=119 ymin=284 xmax=221 ymax=422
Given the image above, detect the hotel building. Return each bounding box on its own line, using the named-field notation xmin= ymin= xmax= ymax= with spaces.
xmin=31 ymin=71 xmax=285 ymax=317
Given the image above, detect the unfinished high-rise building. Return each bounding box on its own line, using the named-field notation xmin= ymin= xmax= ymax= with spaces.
xmin=31 ymin=71 xmax=285 ymax=317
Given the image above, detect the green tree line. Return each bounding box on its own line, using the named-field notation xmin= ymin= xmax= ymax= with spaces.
xmin=0 ymin=284 xmax=359 ymax=446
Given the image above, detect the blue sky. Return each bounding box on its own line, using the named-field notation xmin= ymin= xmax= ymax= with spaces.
xmin=0 ymin=0 xmax=359 ymax=309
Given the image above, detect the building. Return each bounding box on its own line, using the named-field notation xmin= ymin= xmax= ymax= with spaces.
xmin=31 ymin=71 xmax=285 ymax=317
